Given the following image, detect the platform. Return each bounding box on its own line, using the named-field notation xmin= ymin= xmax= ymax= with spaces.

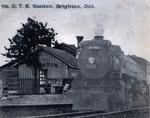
xmin=0 ymin=93 xmax=73 ymax=107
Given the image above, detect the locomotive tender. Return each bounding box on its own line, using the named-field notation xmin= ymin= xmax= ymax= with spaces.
xmin=72 ymin=35 xmax=149 ymax=112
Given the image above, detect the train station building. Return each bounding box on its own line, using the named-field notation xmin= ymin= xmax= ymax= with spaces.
xmin=0 ymin=45 xmax=78 ymax=96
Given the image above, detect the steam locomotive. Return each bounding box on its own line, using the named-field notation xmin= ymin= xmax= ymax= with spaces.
xmin=71 ymin=36 xmax=149 ymax=112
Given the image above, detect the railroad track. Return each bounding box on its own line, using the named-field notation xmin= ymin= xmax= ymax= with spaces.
xmin=22 ymin=110 xmax=105 ymax=118
xmin=23 ymin=107 xmax=149 ymax=118
xmin=73 ymin=107 xmax=150 ymax=118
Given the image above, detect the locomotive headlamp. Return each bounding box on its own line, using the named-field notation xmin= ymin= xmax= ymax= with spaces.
xmin=88 ymin=57 xmax=95 ymax=64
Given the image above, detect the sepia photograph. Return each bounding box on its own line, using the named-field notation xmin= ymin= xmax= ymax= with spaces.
xmin=0 ymin=0 xmax=149 ymax=118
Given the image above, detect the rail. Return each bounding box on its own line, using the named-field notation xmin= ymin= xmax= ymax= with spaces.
xmin=21 ymin=110 xmax=105 ymax=118
xmin=22 ymin=107 xmax=149 ymax=118
xmin=74 ymin=107 xmax=150 ymax=118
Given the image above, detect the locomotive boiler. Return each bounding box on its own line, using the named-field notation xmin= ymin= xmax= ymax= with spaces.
xmin=72 ymin=35 xmax=149 ymax=112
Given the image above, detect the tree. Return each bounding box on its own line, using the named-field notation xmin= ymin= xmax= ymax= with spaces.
xmin=2 ymin=17 xmax=58 ymax=94
xmin=2 ymin=17 xmax=57 ymax=60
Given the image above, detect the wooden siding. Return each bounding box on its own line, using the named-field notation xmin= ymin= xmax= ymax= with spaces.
xmin=19 ymin=64 xmax=34 ymax=79
xmin=1 ymin=69 xmax=19 ymax=95
xmin=0 ymin=71 xmax=3 ymax=97
xmin=6 ymin=70 xmax=18 ymax=94
xmin=19 ymin=64 xmax=37 ymax=94
xmin=39 ymin=51 xmax=69 ymax=79
xmin=18 ymin=78 xmax=34 ymax=94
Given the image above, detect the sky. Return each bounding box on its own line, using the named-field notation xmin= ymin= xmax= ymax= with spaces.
xmin=0 ymin=0 xmax=150 ymax=66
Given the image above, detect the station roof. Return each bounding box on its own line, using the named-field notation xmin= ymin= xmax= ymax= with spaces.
xmin=54 ymin=43 xmax=77 ymax=56
xmin=0 ymin=46 xmax=78 ymax=70
xmin=41 ymin=46 xmax=77 ymax=68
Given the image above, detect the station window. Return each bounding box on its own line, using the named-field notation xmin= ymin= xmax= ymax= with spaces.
xmin=39 ymin=69 xmax=51 ymax=94
xmin=39 ymin=70 xmax=47 ymax=85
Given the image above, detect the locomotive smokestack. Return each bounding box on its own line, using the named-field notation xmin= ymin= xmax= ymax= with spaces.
xmin=76 ymin=36 xmax=83 ymax=48
xmin=94 ymin=35 xmax=104 ymax=40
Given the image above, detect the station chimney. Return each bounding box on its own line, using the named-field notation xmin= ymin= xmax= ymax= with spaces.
xmin=76 ymin=36 xmax=83 ymax=48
